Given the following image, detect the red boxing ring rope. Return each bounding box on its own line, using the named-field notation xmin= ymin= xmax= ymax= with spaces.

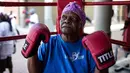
xmin=0 ymin=32 xmax=57 ymax=41
xmin=0 ymin=1 xmax=130 ymax=48
xmin=0 ymin=2 xmax=57 ymax=6
xmin=84 ymin=1 xmax=130 ymax=5
xmin=0 ymin=33 xmax=130 ymax=48
xmin=0 ymin=1 xmax=130 ymax=7
xmin=0 ymin=35 xmax=26 ymax=41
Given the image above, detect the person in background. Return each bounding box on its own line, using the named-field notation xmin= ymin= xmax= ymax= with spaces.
xmin=25 ymin=8 xmax=39 ymax=30
xmin=8 ymin=11 xmax=20 ymax=54
xmin=121 ymin=14 xmax=130 ymax=58
xmin=0 ymin=13 xmax=16 ymax=73
xmin=27 ymin=1 xmax=108 ymax=73
xmin=113 ymin=12 xmax=130 ymax=72
xmin=8 ymin=11 xmax=20 ymax=35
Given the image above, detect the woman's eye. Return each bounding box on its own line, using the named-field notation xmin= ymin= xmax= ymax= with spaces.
xmin=62 ymin=15 xmax=67 ymax=20
xmin=71 ymin=16 xmax=79 ymax=21
xmin=72 ymin=17 xmax=77 ymax=21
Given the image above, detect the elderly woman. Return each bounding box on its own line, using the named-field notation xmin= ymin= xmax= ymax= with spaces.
xmin=27 ymin=1 xmax=108 ymax=73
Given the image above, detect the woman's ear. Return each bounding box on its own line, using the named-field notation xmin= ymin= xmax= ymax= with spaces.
xmin=79 ymin=21 xmax=83 ymax=28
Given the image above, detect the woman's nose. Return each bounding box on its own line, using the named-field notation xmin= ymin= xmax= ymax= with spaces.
xmin=64 ymin=17 xmax=71 ymax=23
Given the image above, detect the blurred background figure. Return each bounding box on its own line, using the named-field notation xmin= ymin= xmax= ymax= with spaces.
xmin=113 ymin=12 xmax=130 ymax=72
xmin=24 ymin=8 xmax=39 ymax=30
xmin=0 ymin=13 xmax=17 ymax=73
xmin=113 ymin=5 xmax=119 ymax=23
xmin=8 ymin=11 xmax=20 ymax=55
xmin=121 ymin=12 xmax=130 ymax=57
xmin=8 ymin=11 xmax=20 ymax=35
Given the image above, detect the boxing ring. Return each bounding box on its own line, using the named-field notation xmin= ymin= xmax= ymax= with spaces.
xmin=0 ymin=0 xmax=130 ymax=72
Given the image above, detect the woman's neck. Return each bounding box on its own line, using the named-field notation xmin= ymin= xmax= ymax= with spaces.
xmin=61 ymin=34 xmax=80 ymax=43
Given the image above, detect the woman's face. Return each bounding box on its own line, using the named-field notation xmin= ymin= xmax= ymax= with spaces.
xmin=60 ymin=11 xmax=82 ymax=35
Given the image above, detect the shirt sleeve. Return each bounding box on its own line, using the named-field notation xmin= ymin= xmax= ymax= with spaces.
xmin=37 ymin=42 xmax=47 ymax=61
xmin=87 ymin=50 xmax=96 ymax=73
xmin=0 ymin=30 xmax=3 ymax=37
xmin=30 ymin=14 xmax=39 ymax=23
xmin=0 ymin=22 xmax=6 ymax=37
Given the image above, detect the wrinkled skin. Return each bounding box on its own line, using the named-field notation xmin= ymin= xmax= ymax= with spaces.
xmin=60 ymin=11 xmax=82 ymax=35
xmin=60 ymin=11 xmax=82 ymax=42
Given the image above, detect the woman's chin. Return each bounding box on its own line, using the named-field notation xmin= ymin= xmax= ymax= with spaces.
xmin=61 ymin=31 xmax=73 ymax=35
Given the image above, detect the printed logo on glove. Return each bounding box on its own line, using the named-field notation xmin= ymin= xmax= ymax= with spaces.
xmin=21 ymin=23 xmax=50 ymax=58
xmin=82 ymin=31 xmax=115 ymax=70
xmin=22 ymin=40 xmax=30 ymax=51
xmin=97 ymin=50 xmax=114 ymax=65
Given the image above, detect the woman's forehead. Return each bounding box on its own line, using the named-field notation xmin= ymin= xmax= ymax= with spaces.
xmin=62 ymin=11 xmax=80 ymax=18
